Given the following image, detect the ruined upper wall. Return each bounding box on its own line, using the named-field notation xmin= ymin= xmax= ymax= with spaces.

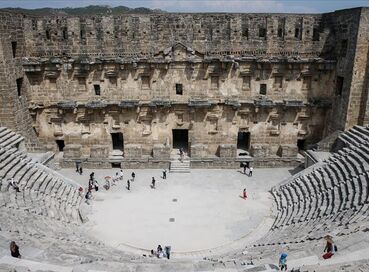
xmin=20 ymin=12 xmax=329 ymax=58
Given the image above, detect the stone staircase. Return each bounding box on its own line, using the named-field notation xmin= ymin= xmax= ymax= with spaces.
xmin=170 ymin=159 xmax=190 ymax=173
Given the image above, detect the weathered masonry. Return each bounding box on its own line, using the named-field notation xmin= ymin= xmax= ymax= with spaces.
xmin=1 ymin=8 xmax=369 ymax=168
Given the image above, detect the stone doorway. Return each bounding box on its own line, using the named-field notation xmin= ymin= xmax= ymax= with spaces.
xmin=172 ymin=129 xmax=189 ymax=153
xmin=111 ymin=132 xmax=124 ymax=151
xmin=237 ymin=131 xmax=250 ymax=151
xmin=56 ymin=140 xmax=65 ymax=152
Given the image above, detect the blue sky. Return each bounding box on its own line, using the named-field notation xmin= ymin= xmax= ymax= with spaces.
xmin=0 ymin=0 xmax=367 ymax=13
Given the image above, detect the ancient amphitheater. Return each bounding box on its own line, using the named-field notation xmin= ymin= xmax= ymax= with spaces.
xmin=0 ymin=5 xmax=369 ymax=272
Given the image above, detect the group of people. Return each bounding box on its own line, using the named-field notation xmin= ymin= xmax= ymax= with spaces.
xmin=149 ymin=245 xmax=171 ymax=259
xmin=82 ymin=168 xmax=168 ymax=202
xmin=242 ymin=162 xmax=253 ymax=177
xmin=278 ymin=235 xmax=338 ymax=270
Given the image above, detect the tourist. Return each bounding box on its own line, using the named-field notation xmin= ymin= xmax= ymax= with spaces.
xmin=179 ymin=148 xmax=184 ymax=162
xmin=85 ymin=190 xmax=92 ymax=204
xmin=131 ymin=172 xmax=135 ymax=181
xmin=119 ymin=169 xmax=124 ymax=180
xmin=78 ymin=186 xmax=83 ymax=196
xmin=243 ymin=188 xmax=247 ymax=199
xmin=249 ymin=166 xmax=253 ymax=177
xmin=165 ymin=246 xmax=171 ymax=259
xmin=75 ymin=161 xmax=80 ymax=173
xmin=114 ymin=172 xmax=120 ymax=184
xmin=127 ymin=179 xmax=130 ymax=191
xmin=323 ymin=235 xmax=337 ymax=259
xmin=79 ymin=166 xmax=83 ymax=175
xmin=10 ymin=241 xmax=21 ymax=258
xmin=157 ymin=245 xmax=163 ymax=257
xmin=93 ymin=179 xmax=99 ymax=191
xmin=151 ymin=177 xmax=156 ymax=189
xmin=149 ymin=249 xmax=156 ymax=257
xmin=163 ymin=169 xmax=167 ymax=179
xmin=243 ymin=163 xmax=247 ymax=175
xmin=90 ymin=172 xmax=95 ymax=180
xmin=8 ymin=178 xmax=20 ymax=192
xmin=279 ymin=252 xmax=287 ymax=271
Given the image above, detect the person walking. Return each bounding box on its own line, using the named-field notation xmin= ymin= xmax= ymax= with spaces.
xmin=151 ymin=177 xmax=156 ymax=189
xmin=163 ymin=169 xmax=167 ymax=179
xmin=79 ymin=166 xmax=83 ymax=175
xmin=10 ymin=241 xmax=21 ymax=258
xmin=249 ymin=166 xmax=253 ymax=177
xmin=131 ymin=172 xmax=135 ymax=181
xmin=119 ymin=169 xmax=124 ymax=180
xmin=127 ymin=179 xmax=130 ymax=191
xmin=243 ymin=188 xmax=247 ymax=199
xmin=279 ymin=252 xmax=288 ymax=271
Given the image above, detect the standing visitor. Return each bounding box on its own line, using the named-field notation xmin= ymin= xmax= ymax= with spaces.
xmin=119 ymin=169 xmax=124 ymax=180
xmin=79 ymin=166 xmax=83 ymax=175
xmin=151 ymin=177 xmax=156 ymax=189
xmin=10 ymin=241 xmax=21 ymax=258
xmin=243 ymin=188 xmax=247 ymax=199
xmin=163 ymin=170 xmax=167 ymax=179
xmin=249 ymin=166 xmax=253 ymax=177
xmin=75 ymin=161 xmax=80 ymax=173
xmin=243 ymin=163 xmax=247 ymax=175
xmin=127 ymin=179 xmax=130 ymax=191
xmin=131 ymin=172 xmax=136 ymax=181
xmin=279 ymin=252 xmax=288 ymax=271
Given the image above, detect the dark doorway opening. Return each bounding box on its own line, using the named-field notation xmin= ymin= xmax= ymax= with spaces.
xmin=297 ymin=139 xmax=305 ymax=150
xmin=237 ymin=132 xmax=251 ymax=151
xmin=111 ymin=133 xmax=124 ymax=151
xmin=56 ymin=140 xmax=65 ymax=151
xmin=111 ymin=162 xmax=121 ymax=168
xmin=172 ymin=129 xmax=188 ymax=151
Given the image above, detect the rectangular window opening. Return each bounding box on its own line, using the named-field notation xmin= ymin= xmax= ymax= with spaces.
xmin=312 ymin=28 xmax=320 ymax=41
xmin=176 ymin=83 xmax=183 ymax=95
xmin=295 ymin=28 xmax=300 ymax=39
xmin=242 ymin=27 xmax=249 ymax=39
xmin=11 ymin=41 xmax=17 ymax=58
xmin=274 ymin=76 xmax=283 ymax=88
xmin=94 ymin=84 xmax=101 ymax=95
xmin=62 ymin=27 xmax=68 ymax=40
xmin=46 ymin=29 xmax=51 ymax=40
xmin=242 ymin=76 xmax=251 ymax=90
xmin=340 ymin=39 xmax=348 ymax=57
xmin=80 ymin=29 xmax=86 ymax=40
xmin=302 ymin=76 xmax=312 ymax=90
xmin=278 ymin=28 xmax=283 ymax=38
xmin=260 ymin=83 xmax=267 ymax=95
xmin=16 ymin=78 xmax=23 ymax=97
xmin=141 ymin=76 xmax=150 ymax=89
xmin=259 ymin=27 xmax=266 ymax=38
xmin=211 ymin=76 xmax=219 ymax=89
xmin=56 ymin=140 xmax=65 ymax=152
xmin=336 ymin=76 xmax=344 ymax=96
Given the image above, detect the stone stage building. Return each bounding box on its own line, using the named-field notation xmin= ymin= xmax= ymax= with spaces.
xmin=1 ymin=7 xmax=369 ymax=168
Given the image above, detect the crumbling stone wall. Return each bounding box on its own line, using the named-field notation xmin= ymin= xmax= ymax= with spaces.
xmin=0 ymin=11 xmax=43 ymax=151
xmin=0 ymin=8 xmax=368 ymax=167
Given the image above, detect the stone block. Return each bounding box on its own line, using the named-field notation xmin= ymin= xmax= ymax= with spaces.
xmin=124 ymin=144 xmax=142 ymax=159
xmin=219 ymin=144 xmax=236 ymax=158
xmin=191 ymin=144 xmax=209 ymax=159
xmin=90 ymin=145 xmax=109 ymax=158
xmin=153 ymin=144 xmax=170 ymax=160
xmin=277 ymin=144 xmax=298 ymax=157
xmin=63 ymin=144 xmax=82 ymax=159
xmin=250 ymin=144 xmax=270 ymax=157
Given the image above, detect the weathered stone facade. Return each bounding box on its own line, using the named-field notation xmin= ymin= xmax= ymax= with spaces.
xmin=1 ymin=8 xmax=369 ymax=167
